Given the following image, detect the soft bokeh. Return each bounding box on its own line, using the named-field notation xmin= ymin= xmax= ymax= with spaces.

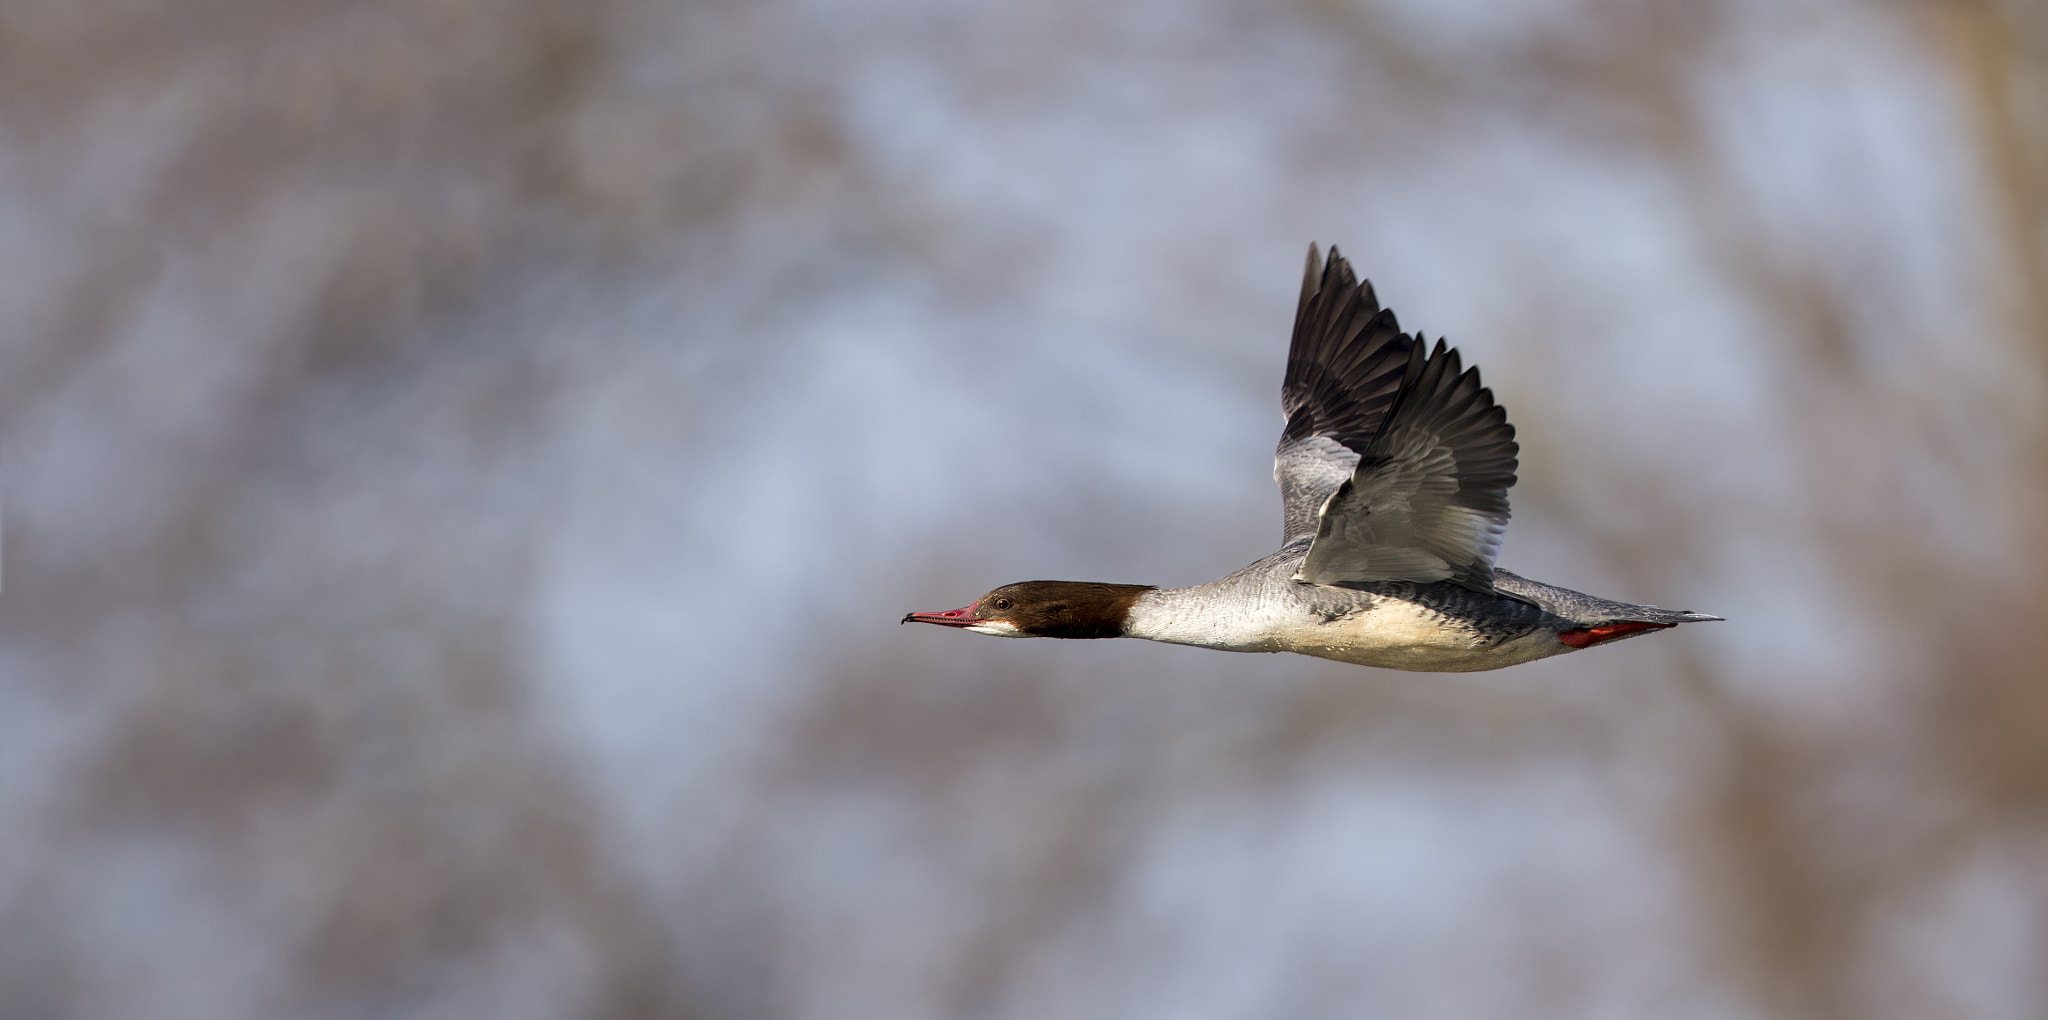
xmin=4 ymin=1 xmax=2044 ymax=1017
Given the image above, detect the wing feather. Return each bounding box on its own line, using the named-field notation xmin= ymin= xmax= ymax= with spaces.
xmin=1293 ymin=337 xmax=1519 ymax=591
xmin=1273 ymin=244 xmax=1417 ymax=544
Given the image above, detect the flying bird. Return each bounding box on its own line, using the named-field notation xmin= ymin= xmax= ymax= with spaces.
xmin=903 ymin=245 xmax=1720 ymax=671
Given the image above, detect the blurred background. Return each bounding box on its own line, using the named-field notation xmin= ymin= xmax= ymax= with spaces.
xmin=4 ymin=0 xmax=2045 ymax=1017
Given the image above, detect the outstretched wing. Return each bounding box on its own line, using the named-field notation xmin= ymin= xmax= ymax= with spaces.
xmin=1274 ymin=244 xmax=1417 ymax=544
xmin=1294 ymin=336 xmax=1519 ymax=591
xmin=1275 ymin=245 xmax=1519 ymax=591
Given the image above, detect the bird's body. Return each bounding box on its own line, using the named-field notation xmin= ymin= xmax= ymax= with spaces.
xmin=904 ymin=245 xmax=1720 ymax=671
xmin=1125 ymin=558 xmax=1696 ymax=672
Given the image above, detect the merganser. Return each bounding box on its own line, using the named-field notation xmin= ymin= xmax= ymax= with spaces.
xmin=903 ymin=245 xmax=1721 ymax=671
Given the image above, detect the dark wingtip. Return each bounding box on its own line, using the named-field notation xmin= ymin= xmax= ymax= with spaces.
xmin=1299 ymin=242 xmax=1324 ymax=315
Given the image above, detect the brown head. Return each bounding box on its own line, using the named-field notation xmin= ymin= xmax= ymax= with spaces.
xmin=901 ymin=581 xmax=1156 ymax=639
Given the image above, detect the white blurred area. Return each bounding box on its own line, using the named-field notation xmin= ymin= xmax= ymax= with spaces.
xmin=4 ymin=1 xmax=2046 ymax=1018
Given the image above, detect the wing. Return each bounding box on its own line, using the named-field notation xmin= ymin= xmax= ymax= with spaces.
xmin=1293 ymin=335 xmax=1519 ymax=591
xmin=1274 ymin=243 xmax=1418 ymax=544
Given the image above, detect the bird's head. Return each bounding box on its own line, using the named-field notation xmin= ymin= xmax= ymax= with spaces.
xmin=901 ymin=581 xmax=1155 ymax=639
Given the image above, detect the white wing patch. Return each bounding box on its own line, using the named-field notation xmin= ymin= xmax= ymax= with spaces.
xmin=1274 ymin=435 xmax=1360 ymax=546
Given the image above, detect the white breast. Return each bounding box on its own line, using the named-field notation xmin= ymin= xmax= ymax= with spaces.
xmin=1126 ymin=587 xmax=1571 ymax=673
xmin=1280 ymin=602 xmax=1571 ymax=671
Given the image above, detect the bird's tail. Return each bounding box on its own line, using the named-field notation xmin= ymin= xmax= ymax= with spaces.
xmin=1492 ymin=568 xmax=1724 ymax=627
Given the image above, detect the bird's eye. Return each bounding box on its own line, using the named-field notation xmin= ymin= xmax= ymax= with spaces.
xmin=993 ymin=598 xmax=1013 ymax=610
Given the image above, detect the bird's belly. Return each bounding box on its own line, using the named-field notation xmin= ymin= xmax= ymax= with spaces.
xmin=1272 ymin=600 xmax=1568 ymax=673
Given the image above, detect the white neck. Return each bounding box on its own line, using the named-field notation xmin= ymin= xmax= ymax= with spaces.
xmin=1123 ymin=586 xmax=1285 ymax=652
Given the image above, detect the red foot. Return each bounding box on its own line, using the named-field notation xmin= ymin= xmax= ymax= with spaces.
xmin=1559 ymin=621 xmax=1674 ymax=649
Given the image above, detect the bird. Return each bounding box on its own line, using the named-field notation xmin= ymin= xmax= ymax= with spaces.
xmin=902 ymin=244 xmax=1721 ymax=671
